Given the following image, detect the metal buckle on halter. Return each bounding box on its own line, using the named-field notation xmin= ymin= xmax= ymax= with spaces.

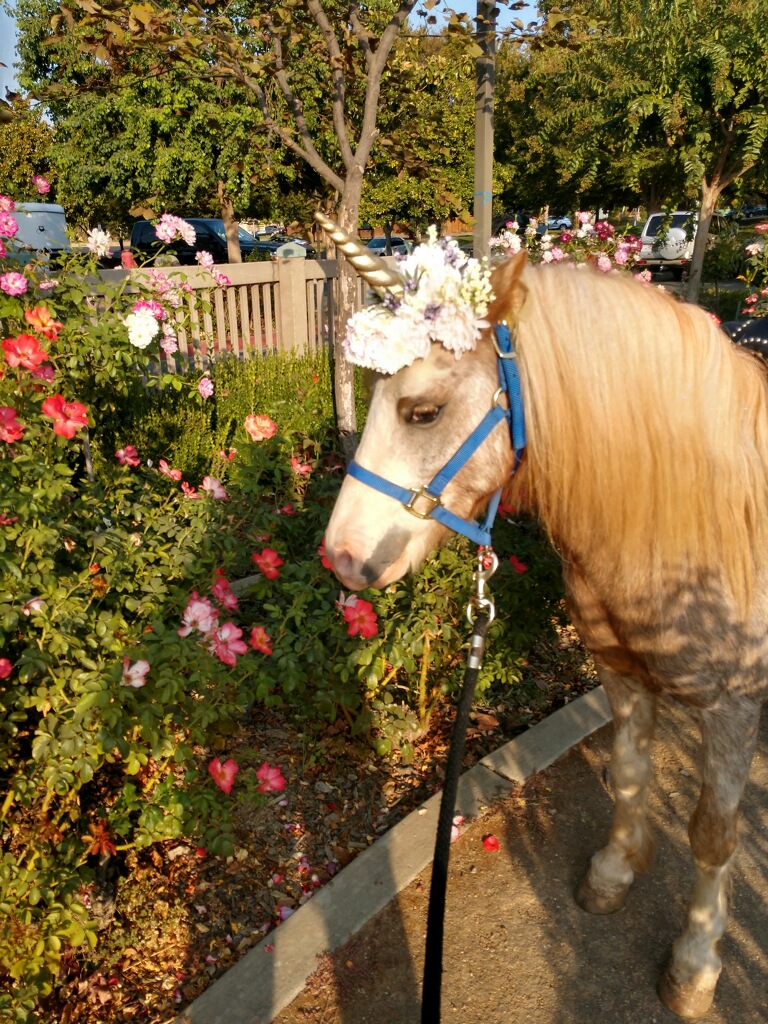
xmin=405 ymin=486 xmax=442 ymax=519
xmin=492 ymin=320 xmax=518 ymax=360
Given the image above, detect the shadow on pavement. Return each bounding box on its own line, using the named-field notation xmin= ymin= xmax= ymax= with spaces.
xmin=274 ymin=701 xmax=767 ymax=1024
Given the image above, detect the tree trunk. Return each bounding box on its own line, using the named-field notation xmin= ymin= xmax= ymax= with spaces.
xmin=685 ymin=178 xmax=722 ymax=305
xmin=333 ymin=171 xmax=365 ymax=460
xmin=218 ymin=180 xmax=242 ymax=263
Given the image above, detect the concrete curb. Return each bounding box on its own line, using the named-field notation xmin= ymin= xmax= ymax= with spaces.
xmin=177 ymin=686 xmax=611 ymax=1024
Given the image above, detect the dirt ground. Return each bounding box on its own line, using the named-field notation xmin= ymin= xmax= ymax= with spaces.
xmin=272 ymin=701 xmax=768 ymax=1024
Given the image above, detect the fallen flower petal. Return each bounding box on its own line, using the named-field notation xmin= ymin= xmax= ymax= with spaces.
xmin=482 ymin=834 xmax=501 ymax=851
xmin=450 ymin=814 xmax=465 ymax=844
xmin=256 ymin=762 xmax=286 ymax=793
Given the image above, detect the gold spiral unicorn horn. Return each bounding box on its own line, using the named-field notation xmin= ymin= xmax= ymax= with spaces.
xmin=314 ymin=211 xmax=405 ymax=299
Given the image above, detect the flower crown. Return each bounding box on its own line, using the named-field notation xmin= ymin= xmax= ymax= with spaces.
xmin=342 ymin=227 xmax=494 ymax=375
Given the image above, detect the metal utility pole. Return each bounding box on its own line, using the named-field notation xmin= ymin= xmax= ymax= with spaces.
xmin=473 ymin=1 xmax=496 ymax=260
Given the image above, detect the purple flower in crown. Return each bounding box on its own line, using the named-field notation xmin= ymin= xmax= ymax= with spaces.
xmin=342 ymin=225 xmax=493 ymax=375
xmin=440 ymin=239 xmax=462 ymax=267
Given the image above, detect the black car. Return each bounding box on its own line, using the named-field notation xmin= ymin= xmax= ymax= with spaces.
xmin=491 ymin=211 xmax=532 ymax=234
xmin=129 ymin=218 xmax=272 ymax=264
xmin=739 ymin=205 xmax=768 ymax=223
xmin=269 ymin=234 xmax=318 ymax=257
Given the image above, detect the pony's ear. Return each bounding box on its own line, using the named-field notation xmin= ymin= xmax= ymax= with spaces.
xmin=488 ymin=251 xmax=529 ymax=324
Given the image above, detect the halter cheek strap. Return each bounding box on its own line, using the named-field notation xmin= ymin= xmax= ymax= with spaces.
xmin=345 ymin=324 xmax=526 ymax=548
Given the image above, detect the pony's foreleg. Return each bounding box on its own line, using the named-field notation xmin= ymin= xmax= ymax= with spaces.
xmin=576 ymin=667 xmax=657 ymax=914
xmin=658 ymin=697 xmax=760 ymax=1020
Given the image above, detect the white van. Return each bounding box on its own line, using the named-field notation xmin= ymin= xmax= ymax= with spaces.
xmin=8 ymin=202 xmax=70 ymax=261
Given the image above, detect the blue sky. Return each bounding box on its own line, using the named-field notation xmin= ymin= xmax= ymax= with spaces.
xmin=0 ymin=1 xmax=538 ymax=98
xmin=0 ymin=6 xmax=17 ymax=97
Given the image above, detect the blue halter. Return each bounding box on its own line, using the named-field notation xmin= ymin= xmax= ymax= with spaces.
xmin=345 ymin=323 xmax=526 ymax=547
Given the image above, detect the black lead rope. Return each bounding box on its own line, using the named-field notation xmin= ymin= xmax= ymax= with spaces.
xmin=421 ymin=608 xmax=493 ymax=1024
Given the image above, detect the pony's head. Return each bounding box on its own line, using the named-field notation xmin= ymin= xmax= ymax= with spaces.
xmin=322 ymin=215 xmax=528 ymax=590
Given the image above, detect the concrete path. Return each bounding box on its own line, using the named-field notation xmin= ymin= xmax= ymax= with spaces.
xmin=177 ymin=690 xmax=768 ymax=1024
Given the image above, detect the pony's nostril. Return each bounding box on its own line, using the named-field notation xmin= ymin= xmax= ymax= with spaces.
xmin=329 ymin=547 xmax=366 ymax=589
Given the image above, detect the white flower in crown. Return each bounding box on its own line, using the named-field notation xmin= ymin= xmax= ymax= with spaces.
xmin=342 ymin=225 xmax=494 ymax=375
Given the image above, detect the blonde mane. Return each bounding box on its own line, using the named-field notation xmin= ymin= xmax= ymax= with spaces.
xmin=503 ymin=263 xmax=768 ymax=609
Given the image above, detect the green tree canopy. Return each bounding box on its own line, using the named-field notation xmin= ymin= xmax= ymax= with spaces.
xmin=362 ymin=30 xmax=478 ymax=235
xmin=0 ymin=106 xmax=55 ymax=200
xmin=527 ymin=0 xmax=768 ymax=299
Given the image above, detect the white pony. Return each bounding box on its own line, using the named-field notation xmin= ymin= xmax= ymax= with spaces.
xmin=320 ymin=215 xmax=768 ymax=1020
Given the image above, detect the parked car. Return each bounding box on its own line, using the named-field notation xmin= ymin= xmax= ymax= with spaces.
xmin=130 ymin=218 xmax=270 ymax=264
xmin=739 ymin=205 xmax=768 ymax=222
xmin=269 ymin=234 xmax=317 ymax=257
xmin=366 ymin=236 xmax=413 ymax=256
xmin=8 ymin=202 xmax=71 ymax=264
xmin=492 ymin=212 xmax=531 ymax=234
xmin=636 ymin=211 xmax=733 ymax=280
xmin=547 ymin=214 xmax=572 ymax=230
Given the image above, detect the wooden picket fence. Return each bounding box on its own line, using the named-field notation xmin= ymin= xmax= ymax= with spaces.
xmin=100 ymin=257 xmax=367 ymax=371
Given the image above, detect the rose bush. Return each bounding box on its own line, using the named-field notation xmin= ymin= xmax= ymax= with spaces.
xmin=490 ymin=211 xmax=644 ymax=275
xmin=1 ymin=198 xmax=565 ymax=1019
xmin=740 ymin=222 xmax=768 ymax=318
xmin=0 ymin=201 xmax=344 ymax=1018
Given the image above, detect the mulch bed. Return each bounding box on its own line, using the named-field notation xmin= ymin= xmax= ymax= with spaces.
xmin=47 ymin=622 xmax=598 ymax=1023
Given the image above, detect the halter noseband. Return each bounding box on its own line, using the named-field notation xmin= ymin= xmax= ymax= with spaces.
xmin=345 ymin=323 xmax=526 ymax=547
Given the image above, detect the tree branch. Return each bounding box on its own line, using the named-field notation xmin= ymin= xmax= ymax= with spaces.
xmin=220 ymin=56 xmax=345 ymax=193
xmin=306 ymin=0 xmax=354 ymax=167
xmin=348 ymin=4 xmax=373 ymax=68
xmin=351 ymin=1 xmax=420 ymax=174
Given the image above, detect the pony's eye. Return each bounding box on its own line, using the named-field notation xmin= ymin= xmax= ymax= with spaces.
xmin=407 ymin=404 xmax=442 ymax=426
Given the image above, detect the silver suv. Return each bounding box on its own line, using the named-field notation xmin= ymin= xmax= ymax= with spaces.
xmin=637 ymin=211 xmax=695 ymax=280
xmin=637 ymin=210 xmax=733 ymax=280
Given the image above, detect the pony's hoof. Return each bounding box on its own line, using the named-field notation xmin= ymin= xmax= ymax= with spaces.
xmin=658 ymin=969 xmax=716 ymax=1019
xmin=574 ymin=874 xmax=627 ymax=915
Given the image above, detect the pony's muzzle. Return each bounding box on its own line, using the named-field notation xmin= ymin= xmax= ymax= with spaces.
xmin=326 ymin=524 xmax=414 ymax=590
